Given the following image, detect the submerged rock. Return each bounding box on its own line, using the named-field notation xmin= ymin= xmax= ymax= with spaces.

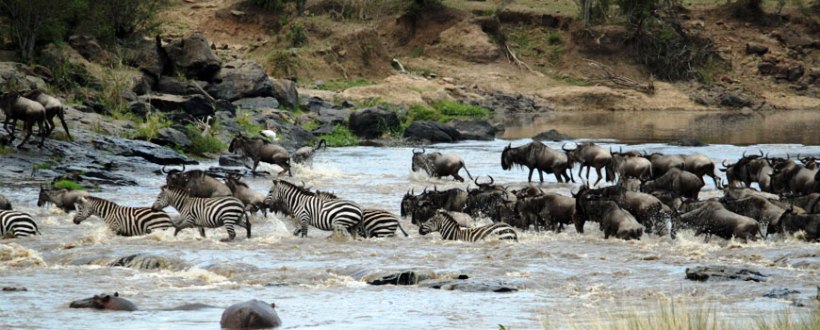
xmin=684 ymin=265 xmax=768 ymax=282
xmin=404 ymin=121 xmax=462 ymax=144
xmin=419 ymin=278 xmax=521 ymax=293
xmin=763 ymin=288 xmax=800 ymax=299
xmin=532 ymin=129 xmax=573 ymax=141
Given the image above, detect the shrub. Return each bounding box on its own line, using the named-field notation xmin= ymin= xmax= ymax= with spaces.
xmin=432 ymin=100 xmax=491 ymax=119
xmin=236 ymin=110 xmax=265 ymax=136
xmin=318 ymin=124 xmax=359 ymax=147
xmin=547 ymin=32 xmax=563 ymax=45
xmin=267 ymin=49 xmax=302 ymax=78
xmin=287 ymin=22 xmax=307 ymax=48
xmin=184 ymin=125 xmax=226 ymax=155
xmin=130 ymin=112 xmax=171 ymax=140
xmin=406 ymin=104 xmax=441 ymax=122
xmin=53 ymin=179 xmax=84 ymax=191
xmin=32 ymin=163 xmax=52 ymax=171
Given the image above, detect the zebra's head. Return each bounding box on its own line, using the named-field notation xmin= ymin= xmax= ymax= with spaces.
xmin=418 ymin=210 xmax=445 ymax=236
xmin=152 ymin=186 xmax=173 ymax=211
xmin=264 ymin=181 xmax=288 ymax=213
xmin=72 ymin=196 xmax=92 ymax=224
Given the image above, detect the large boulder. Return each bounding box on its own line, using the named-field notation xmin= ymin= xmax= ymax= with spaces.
xmin=404 ymin=121 xmax=462 ymax=143
xmin=139 ymin=93 xmax=215 ymax=118
xmin=68 ymin=35 xmax=111 ymax=64
xmin=348 ymin=106 xmax=400 ymax=139
xmin=163 ymin=32 xmax=221 ymax=81
xmin=157 ymin=76 xmax=209 ymax=97
xmin=233 ymin=97 xmax=280 ymax=111
xmin=0 ymin=62 xmax=47 ymax=92
xmin=445 ymin=119 xmax=496 ymax=141
xmin=685 ymin=265 xmax=768 ymax=282
xmin=532 ymin=129 xmax=573 ymax=141
xmin=152 ymin=127 xmax=192 ymax=149
xmin=271 ymin=79 xmax=298 ymax=109
xmin=206 ymin=60 xmax=275 ymax=101
xmin=220 ymin=299 xmax=282 ymax=329
xmin=39 ymin=44 xmax=104 ymax=88
xmin=91 ymin=136 xmax=196 ymax=165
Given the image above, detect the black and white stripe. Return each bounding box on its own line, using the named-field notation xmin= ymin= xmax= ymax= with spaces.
xmin=265 ymin=180 xmax=362 ymax=237
xmin=419 ymin=210 xmax=517 ymax=242
xmin=73 ymin=196 xmax=173 ymax=236
xmin=0 ymin=210 xmax=38 ymax=238
xmin=360 ymin=209 xmax=409 ymax=238
xmin=152 ymin=186 xmax=249 ymax=241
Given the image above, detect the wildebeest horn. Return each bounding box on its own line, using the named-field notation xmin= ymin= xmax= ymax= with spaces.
xmin=474 ymin=176 xmax=481 ymax=186
xmin=561 ymin=143 xmax=573 ymax=152
xmin=758 ymin=149 xmax=764 ymax=157
xmin=161 ymin=166 xmax=169 ymax=174
xmin=786 ymin=153 xmax=791 ymax=159
xmin=422 ymin=147 xmax=426 ymax=154
xmin=488 ymin=175 xmax=494 ymax=185
xmin=742 ymin=150 xmax=748 ymax=158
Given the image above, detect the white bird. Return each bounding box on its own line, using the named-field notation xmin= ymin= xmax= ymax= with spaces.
xmin=195 ymin=115 xmax=213 ymax=137
xmin=260 ymin=129 xmax=278 ymax=141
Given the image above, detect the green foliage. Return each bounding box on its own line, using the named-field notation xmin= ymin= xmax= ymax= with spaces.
xmin=235 ymin=110 xmax=265 ymax=136
xmin=302 ymin=120 xmax=321 ymax=131
xmin=318 ymin=124 xmax=359 ymax=147
xmin=267 ymin=49 xmax=302 ymax=78
xmin=248 ymin=0 xmax=284 ymax=10
xmin=130 ymin=112 xmax=171 ymax=141
xmin=32 ymin=163 xmax=52 ymax=171
xmin=53 ymin=179 xmax=84 ymax=191
xmin=410 ymin=46 xmax=424 ymax=58
xmin=0 ymin=145 xmax=10 ymax=155
xmin=287 ymin=22 xmax=307 ymax=48
xmin=406 ymin=104 xmax=441 ymax=122
xmin=317 ymin=78 xmax=373 ymax=91
xmin=184 ymin=125 xmax=226 ymax=156
xmin=547 ymin=32 xmax=563 ymax=46
xmin=432 ymin=100 xmax=491 ymax=119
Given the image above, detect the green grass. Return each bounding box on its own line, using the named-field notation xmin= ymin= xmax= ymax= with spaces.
xmin=318 ymin=124 xmax=359 ymax=147
xmin=236 ymin=110 xmax=266 ymax=136
xmin=432 ymin=100 xmax=491 ymax=119
xmin=53 ymin=179 xmax=84 ymax=191
xmin=0 ymin=145 xmax=10 ymax=155
xmin=129 ymin=112 xmax=172 ymax=140
xmin=316 ymin=78 xmax=373 ymax=92
xmin=302 ymin=120 xmax=321 ymax=131
xmin=554 ymin=74 xmax=592 ymax=86
xmin=184 ymin=125 xmax=226 ymax=156
xmin=32 ymin=163 xmax=52 ymax=171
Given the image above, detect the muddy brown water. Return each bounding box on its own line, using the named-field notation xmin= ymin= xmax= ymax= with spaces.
xmin=1 ymin=133 xmax=819 ymax=328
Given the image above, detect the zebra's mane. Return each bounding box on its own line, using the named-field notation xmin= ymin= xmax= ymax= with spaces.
xmin=435 ymin=210 xmax=458 ymax=225
xmin=274 ymin=180 xmax=316 ymax=196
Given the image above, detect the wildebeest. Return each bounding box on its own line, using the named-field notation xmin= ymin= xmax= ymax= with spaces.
xmin=162 ymin=166 xmax=232 ymax=198
xmin=721 ymin=151 xmax=772 ymax=191
xmin=292 ymin=139 xmax=327 ymax=165
xmin=401 ymin=186 xmax=468 ymax=224
xmin=411 ymin=148 xmax=473 ymax=182
xmin=463 ymin=176 xmax=514 ymax=224
xmin=781 ymin=193 xmax=820 ymax=214
xmin=774 ymin=158 xmax=819 ymax=195
xmin=563 ymin=142 xmax=613 ymax=185
xmin=768 ymin=207 xmax=819 ymax=241
xmin=0 ymin=194 xmax=11 ymax=210
xmin=646 ymin=153 xmax=685 ymax=178
xmin=574 ymin=186 xmax=643 ymax=240
xmin=224 ymin=174 xmax=267 ymax=217
xmin=598 ymin=185 xmax=670 ymax=236
xmin=720 ymin=193 xmax=786 ymax=229
xmin=23 ymin=90 xmax=71 ymax=140
xmin=1 ymin=92 xmax=47 ymax=148
xmin=672 ymin=200 xmax=762 ymax=242
xmin=37 ymin=186 xmax=90 ymax=212
xmin=515 ymin=193 xmax=576 ymax=232
xmin=229 ymin=135 xmax=292 ymax=176
xmin=682 ymin=154 xmax=721 ymax=188
xmin=610 ymin=148 xmax=653 ymax=181
xmin=501 ymin=141 xmax=573 ymax=183
xmin=640 ymin=168 xmax=705 ymax=200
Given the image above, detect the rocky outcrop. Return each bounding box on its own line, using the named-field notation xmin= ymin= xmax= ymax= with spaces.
xmin=348 ymin=106 xmax=400 ymax=139
xmin=157 ymin=76 xmax=209 ymax=97
xmin=91 ymin=136 xmax=196 ymax=165
xmin=404 ymin=121 xmax=462 ymax=143
xmin=206 ymin=60 xmax=275 ymax=101
xmin=445 ymin=119 xmax=496 ymax=141
xmin=139 ymin=93 xmax=215 ymax=118
xmin=68 ymin=35 xmax=110 ymax=64
xmin=233 ymin=97 xmax=280 ymax=111
xmin=39 ymin=44 xmax=104 ymax=88
xmin=0 ymin=62 xmax=48 ymax=92
xmin=684 ymin=265 xmax=768 ymax=282
xmin=153 ymin=127 xmax=192 ymax=149
xmin=163 ymin=32 xmax=222 ymax=81
xmin=271 ymin=79 xmax=298 ymax=109
xmin=532 ymin=129 xmax=572 ymax=141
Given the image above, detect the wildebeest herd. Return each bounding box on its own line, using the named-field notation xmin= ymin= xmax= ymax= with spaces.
xmin=1 ymin=139 xmax=819 ymax=245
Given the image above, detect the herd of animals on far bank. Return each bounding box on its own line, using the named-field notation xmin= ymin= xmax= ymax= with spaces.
xmin=2 ymin=90 xmax=820 ymax=328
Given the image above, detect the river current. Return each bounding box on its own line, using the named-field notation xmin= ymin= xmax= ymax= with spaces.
xmin=1 ymin=138 xmax=819 ymax=329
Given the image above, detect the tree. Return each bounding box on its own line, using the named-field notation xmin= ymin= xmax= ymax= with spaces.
xmin=103 ymin=0 xmax=168 ymax=39
xmin=0 ymin=0 xmax=74 ymax=62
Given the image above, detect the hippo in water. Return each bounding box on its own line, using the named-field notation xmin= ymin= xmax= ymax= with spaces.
xmin=221 ymin=299 xmax=282 ymax=329
xmin=69 ymin=292 xmax=137 ymax=311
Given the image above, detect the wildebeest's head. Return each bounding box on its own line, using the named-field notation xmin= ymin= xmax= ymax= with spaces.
xmin=411 ymin=148 xmax=426 ymax=172
xmin=501 ymin=143 xmax=515 ymax=170
xmin=37 ymin=185 xmax=50 ymax=207
xmin=400 ymin=188 xmax=417 ymax=217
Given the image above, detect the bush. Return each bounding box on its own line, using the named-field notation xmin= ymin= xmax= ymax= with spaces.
xmin=129 ymin=112 xmax=171 ymax=140
xmin=287 ymin=22 xmax=307 ymax=48
xmin=267 ymin=49 xmax=302 ymax=78
xmin=432 ymin=100 xmax=491 ymax=119
xmin=406 ymin=104 xmax=441 ymax=122
xmin=236 ymin=110 xmax=265 ymax=136
xmin=318 ymin=124 xmax=359 ymax=147
xmin=184 ymin=125 xmax=226 ymax=155
xmin=53 ymin=179 xmax=84 ymax=191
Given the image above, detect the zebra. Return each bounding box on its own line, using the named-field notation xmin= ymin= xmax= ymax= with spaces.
xmin=419 ymin=210 xmax=518 ymax=242
xmin=310 ymin=190 xmax=406 ymax=238
xmin=152 ymin=186 xmax=250 ymax=242
xmin=73 ymin=196 xmax=173 ymax=236
xmin=360 ymin=209 xmax=409 ymax=238
xmin=0 ymin=210 xmax=39 ymax=238
xmin=264 ymin=180 xmax=362 ymax=238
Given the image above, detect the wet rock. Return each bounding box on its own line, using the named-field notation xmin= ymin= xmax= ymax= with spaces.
xmin=314 ymin=107 xmax=350 ymax=127
xmin=91 ymin=136 xmax=197 ymax=165
xmin=164 ymin=32 xmax=221 ymax=81
xmin=684 ymin=265 xmax=768 ymax=282
xmin=763 ymin=288 xmax=800 ymax=299
xmin=0 ymin=61 xmax=49 ymax=92
xmin=719 ymin=93 xmax=753 ymax=108
xmin=107 ymin=254 xmax=185 ymax=270
xmin=68 ymin=35 xmax=110 ymax=64
xmin=2 ymin=287 xmax=27 ymax=292
xmin=221 ymin=299 xmax=282 ymax=329
xmin=53 ymin=166 xmax=138 ymax=186
xmin=445 ymin=119 xmax=496 ymax=141
xmin=139 ymin=93 xmax=214 ymax=118
xmin=348 ymin=106 xmax=400 ymax=139
xmin=404 ymin=121 xmax=462 ymax=144
xmin=670 ymin=139 xmax=708 ymax=147
xmin=473 ymin=90 xmax=549 ymax=114
xmin=271 ymin=78 xmax=298 ymax=109
xmin=219 ymin=154 xmax=245 ymax=167
xmin=745 ymin=42 xmax=769 ymax=56
xmin=206 ymin=60 xmax=274 ymax=101
xmin=204 ymin=167 xmax=247 ymax=179
xmin=367 ymin=271 xmax=469 ymax=286
xmin=233 ymin=97 xmax=279 ymax=111
xmin=420 ymin=278 xmax=521 ymax=293
xmin=269 ymin=123 xmax=313 ymax=151
xmin=157 ymin=76 xmax=209 ymax=96
xmin=532 ymin=129 xmax=573 ymax=141
xmin=153 ymin=127 xmax=192 ymax=149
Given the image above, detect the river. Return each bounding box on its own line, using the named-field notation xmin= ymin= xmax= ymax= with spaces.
xmin=1 ymin=131 xmax=819 ymax=328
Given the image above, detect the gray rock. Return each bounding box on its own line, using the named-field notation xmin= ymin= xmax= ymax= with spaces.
xmin=306 ymin=96 xmax=335 ymax=113
xmin=164 ymin=32 xmax=221 ymax=81
xmin=139 ymin=93 xmax=215 ymax=118
xmin=91 ymin=136 xmax=196 ymax=165
xmin=127 ymin=101 xmax=152 ymax=118
xmin=153 ymin=127 xmax=192 ymax=149
xmin=670 ymin=139 xmax=708 ymax=147
xmin=271 ymin=78 xmax=298 ymax=109
xmin=532 ymin=129 xmax=573 ymax=141
xmin=157 ymin=76 xmax=209 ymax=96
xmin=404 ymin=121 xmax=462 ymax=144
xmin=719 ymin=93 xmax=753 ymax=108
xmin=445 ymin=119 xmax=496 ymax=141
xmin=0 ymin=62 xmax=48 ymax=92
xmin=233 ymin=97 xmax=279 ymax=111
xmin=763 ymin=288 xmax=800 ymax=299
xmin=419 ymin=278 xmax=521 ymax=293
xmin=219 ymin=154 xmax=245 ymax=167
xmin=206 ymin=60 xmax=274 ymax=101
xmin=348 ymin=106 xmax=400 ymax=139
xmin=220 ymin=300 xmax=282 ymax=329
xmin=315 ymin=107 xmax=350 ymax=127
xmin=685 ymin=265 xmax=768 ymax=282
xmin=745 ymin=42 xmax=769 ymax=55
xmin=68 ymin=35 xmax=110 ymax=64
